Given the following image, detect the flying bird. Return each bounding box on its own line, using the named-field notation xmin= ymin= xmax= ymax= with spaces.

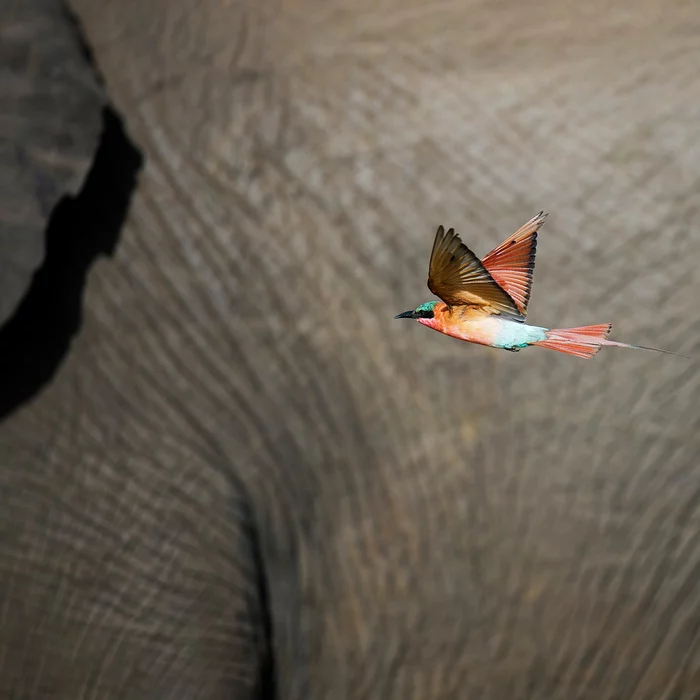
xmin=396 ymin=212 xmax=684 ymax=359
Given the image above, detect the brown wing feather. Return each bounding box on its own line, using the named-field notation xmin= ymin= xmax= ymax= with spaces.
xmin=427 ymin=225 xmax=524 ymax=319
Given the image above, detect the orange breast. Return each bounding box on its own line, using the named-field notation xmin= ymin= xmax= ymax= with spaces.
xmin=419 ymin=304 xmax=500 ymax=347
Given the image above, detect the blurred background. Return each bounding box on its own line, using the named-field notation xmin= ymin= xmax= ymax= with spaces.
xmin=2 ymin=0 xmax=700 ymax=698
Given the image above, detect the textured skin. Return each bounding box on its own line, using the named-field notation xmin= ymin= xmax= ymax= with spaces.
xmin=2 ymin=0 xmax=700 ymax=698
xmin=0 ymin=0 xmax=104 ymax=324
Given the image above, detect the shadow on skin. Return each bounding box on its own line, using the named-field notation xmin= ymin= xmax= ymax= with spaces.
xmin=0 ymin=100 xmax=279 ymax=696
xmin=0 ymin=106 xmax=143 ymax=422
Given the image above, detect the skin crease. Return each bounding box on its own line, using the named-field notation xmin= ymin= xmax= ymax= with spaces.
xmin=2 ymin=1 xmax=700 ymax=699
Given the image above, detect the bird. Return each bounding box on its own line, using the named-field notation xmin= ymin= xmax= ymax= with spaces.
xmin=395 ymin=212 xmax=686 ymax=359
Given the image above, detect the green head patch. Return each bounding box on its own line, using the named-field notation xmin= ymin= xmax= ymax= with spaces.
xmin=414 ymin=300 xmax=438 ymax=319
xmin=416 ymin=301 xmax=438 ymax=314
xmin=395 ymin=300 xmax=439 ymax=321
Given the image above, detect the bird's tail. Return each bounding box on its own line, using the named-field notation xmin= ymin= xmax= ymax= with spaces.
xmin=532 ymin=323 xmax=688 ymax=360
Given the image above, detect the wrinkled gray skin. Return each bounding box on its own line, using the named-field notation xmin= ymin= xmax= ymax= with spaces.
xmin=2 ymin=0 xmax=700 ymax=697
xmin=0 ymin=0 xmax=104 ymax=324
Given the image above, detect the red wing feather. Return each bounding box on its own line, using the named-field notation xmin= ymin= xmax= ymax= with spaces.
xmin=481 ymin=212 xmax=547 ymax=316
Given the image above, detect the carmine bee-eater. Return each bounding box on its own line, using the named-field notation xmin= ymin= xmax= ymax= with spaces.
xmin=396 ymin=212 xmax=685 ymax=359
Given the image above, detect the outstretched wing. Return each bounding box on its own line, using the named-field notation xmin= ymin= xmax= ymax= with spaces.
xmin=480 ymin=211 xmax=547 ymax=316
xmin=427 ymin=225 xmax=523 ymax=319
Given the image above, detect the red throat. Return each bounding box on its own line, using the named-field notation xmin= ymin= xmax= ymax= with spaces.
xmin=416 ymin=302 xmax=451 ymax=333
xmin=417 ymin=317 xmax=439 ymax=330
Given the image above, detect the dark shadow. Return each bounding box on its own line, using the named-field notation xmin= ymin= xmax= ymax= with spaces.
xmin=0 ymin=106 xmax=143 ymax=422
xmin=247 ymin=512 xmax=278 ymax=700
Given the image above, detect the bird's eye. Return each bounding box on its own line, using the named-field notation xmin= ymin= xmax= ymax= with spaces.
xmin=416 ymin=309 xmax=434 ymax=319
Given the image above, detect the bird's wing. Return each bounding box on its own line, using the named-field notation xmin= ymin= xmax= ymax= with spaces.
xmin=427 ymin=225 xmax=524 ymax=319
xmin=480 ymin=211 xmax=547 ymax=317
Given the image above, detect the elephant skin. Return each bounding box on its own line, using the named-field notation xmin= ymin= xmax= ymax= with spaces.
xmin=0 ymin=0 xmax=104 ymax=324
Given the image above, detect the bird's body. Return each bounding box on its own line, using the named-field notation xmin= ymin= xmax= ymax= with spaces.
xmin=396 ymin=212 xmax=684 ymax=359
xmin=418 ymin=302 xmax=547 ymax=350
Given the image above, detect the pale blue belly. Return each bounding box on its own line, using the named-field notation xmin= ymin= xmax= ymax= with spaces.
xmin=493 ymin=321 xmax=548 ymax=350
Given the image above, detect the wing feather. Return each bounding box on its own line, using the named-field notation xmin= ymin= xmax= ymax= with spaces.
xmin=427 ymin=225 xmax=524 ymax=319
xmin=480 ymin=211 xmax=546 ymax=316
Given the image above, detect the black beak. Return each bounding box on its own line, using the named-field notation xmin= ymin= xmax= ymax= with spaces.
xmin=395 ymin=310 xmax=416 ymax=320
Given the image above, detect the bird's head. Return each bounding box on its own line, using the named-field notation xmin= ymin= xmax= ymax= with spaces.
xmin=394 ymin=300 xmax=440 ymax=327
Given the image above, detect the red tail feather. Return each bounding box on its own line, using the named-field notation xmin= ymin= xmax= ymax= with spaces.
xmin=533 ymin=323 xmax=613 ymax=359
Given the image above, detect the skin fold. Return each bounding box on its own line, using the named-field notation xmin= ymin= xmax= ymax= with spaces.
xmin=1 ymin=0 xmax=700 ymax=698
